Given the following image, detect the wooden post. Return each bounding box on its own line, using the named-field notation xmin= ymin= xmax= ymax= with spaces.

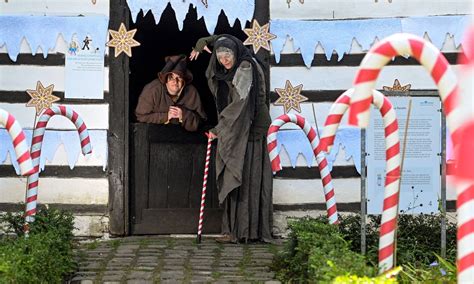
xmin=108 ymin=0 xmax=130 ymax=235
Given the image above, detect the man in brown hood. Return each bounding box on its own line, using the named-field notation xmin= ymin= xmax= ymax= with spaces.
xmin=135 ymin=54 xmax=207 ymax=132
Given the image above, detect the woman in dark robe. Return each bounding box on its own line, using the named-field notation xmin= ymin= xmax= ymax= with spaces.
xmin=190 ymin=35 xmax=273 ymax=243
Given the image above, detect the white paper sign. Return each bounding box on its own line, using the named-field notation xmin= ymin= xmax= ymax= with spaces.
xmin=65 ymin=38 xmax=104 ymax=99
xmin=366 ymin=97 xmax=442 ymax=214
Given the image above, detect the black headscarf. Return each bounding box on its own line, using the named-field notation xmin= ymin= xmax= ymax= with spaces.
xmin=210 ymin=35 xmax=260 ymax=121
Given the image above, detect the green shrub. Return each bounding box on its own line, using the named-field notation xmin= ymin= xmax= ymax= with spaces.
xmin=0 ymin=207 xmax=75 ymax=242
xmin=397 ymin=255 xmax=456 ymax=283
xmin=272 ymin=215 xmax=457 ymax=283
xmin=335 ymin=214 xmax=457 ymax=266
xmin=272 ymin=217 xmax=375 ymax=282
xmin=0 ymin=207 xmax=76 ymax=283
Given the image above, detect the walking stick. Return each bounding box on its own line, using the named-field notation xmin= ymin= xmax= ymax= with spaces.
xmin=197 ymin=133 xmax=213 ymax=243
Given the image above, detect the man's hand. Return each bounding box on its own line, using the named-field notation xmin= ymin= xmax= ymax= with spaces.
xmin=168 ymin=106 xmax=183 ymax=121
xmin=170 ymin=106 xmax=183 ymax=121
xmin=189 ymin=46 xmax=211 ymax=61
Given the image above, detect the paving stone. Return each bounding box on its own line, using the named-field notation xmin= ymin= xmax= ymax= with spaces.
xmin=109 ymin=257 xmax=134 ymax=262
xmin=219 ymin=275 xmax=246 ymax=281
xmin=102 ymin=271 xmax=126 ymax=276
xmin=190 ymin=276 xmax=214 ymax=282
xmin=118 ymin=244 xmax=140 ymax=249
xmin=162 ymin=259 xmax=186 ymax=265
xmin=162 ymin=265 xmax=185 ymax=271
xmin=147 ymin=244 xmax=167 ymax=249
xmin=216 ymin=266 xmax=241 ymax=272
xmin=192 ymin=270 xmax=213 ymax=276
xmin=101 ymin=274 xmax=124 ymax=281
xmin=127 ymin=280 xmax=153 ymax=284
xmin=133 ymin=266 xmax=155 ymax=271
xmin=190 ymin=265 xmax=214 ymax=270
xmin=126 ymin=271 xmax=154 ymax=280
xmin=114 ymin=253 xmax=136 ymax=258
xmin=136 ymin=256 xmax=158 ymax=261
xmin=160 ymin=270 xmax=185 ymax=278
xmin=74 ymin=237 xmax=281 ymax=282
xmin=70 ymin=278 xmax=95 ymax=284
xmin=82 ymin=262 xmax=102 ymax=270
xmin=160 ymin=279 xmax=184 ymax=284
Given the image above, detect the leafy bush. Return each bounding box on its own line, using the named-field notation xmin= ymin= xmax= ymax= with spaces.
xmin=272 ymin=217 xmax=375 ymax=282
xmin=335 ymin=214 xmax=457 ymax=266
xmin=0 ymin=207 xmax=76 ymax=283
xmin=0 ymin=207 xmax=75 ymax=242
xmin=397 ymin=255 xmax=456 ymax=283
xmin=272 ymin=215 xmax=457 ymax=283
xmin=333 ymin=267 xmax=400 ymax=284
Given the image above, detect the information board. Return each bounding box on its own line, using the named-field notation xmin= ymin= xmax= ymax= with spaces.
xmin=366 ymin=97 xmax=442 ymax=214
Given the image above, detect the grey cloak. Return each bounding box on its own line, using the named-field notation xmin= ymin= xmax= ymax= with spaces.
xmin=205 ymin=46 xmax=273 ymax=242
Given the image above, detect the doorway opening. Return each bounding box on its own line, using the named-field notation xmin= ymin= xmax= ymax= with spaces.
xmin=128 ymin=4 xmax=248 ymax=234
xmin=129 ymin=3 xmax=248 ymax=127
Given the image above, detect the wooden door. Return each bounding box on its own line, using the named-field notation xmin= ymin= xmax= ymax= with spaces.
xmin=130 ymin=123 xmax=222 ymax=234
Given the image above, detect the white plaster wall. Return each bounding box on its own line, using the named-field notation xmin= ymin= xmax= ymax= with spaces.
xmin=0 ymin=213 xmax=109 ymax=237
xmin=0 ymin=103 xmax=109 ymax=130
xmin=270 ymin=0 xmax=473 ymax=20
xmin=1 ymin=136 xmax=108 ymax=168
xmin=0 ymin=0 xmax=109 ymax=16
xmin=0 ymin=65 xmax=109 ymax=92
xmin=270 ymin=65 xmax=461 ymax=91
xmin=0 ymin=177 xmax=108 ymax=204
xmin=74 ymin=214 xmax=109 ymax=237
xmin=273 ymin=177 xmax=361 ymax=204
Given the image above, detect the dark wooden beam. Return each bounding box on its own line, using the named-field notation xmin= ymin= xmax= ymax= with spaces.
xmin=108 ymin=0 xmax=129 ymax=236
xmin=0 ymin=203 xmax=107 ymax=214
xmin=270 ymin=90 xmax=440 ymax=103
xmin=271 ymin=52 xmax=460 ymax=67
xmin=253 ymin=0 xmax=270 ymax=103
xmin=0 ymin=165 xmax=107 ymax=178
xmin=274 ymin=201 xmax=457 ymax=212
xmin=0 ymin=53 xmax=110 ymax=67
xmin=274 ymin=166 xmax=360 ymax=179
xmin=0 ymin=91 xmax=108 ymax=104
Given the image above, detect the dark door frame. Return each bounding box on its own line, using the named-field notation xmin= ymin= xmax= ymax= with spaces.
xmin=108 ymin=0 xmax=269 ymax=235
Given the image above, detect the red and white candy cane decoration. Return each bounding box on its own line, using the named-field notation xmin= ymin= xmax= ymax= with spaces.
xmin=0 ymin=109 xmax=34 ymax=176
xmin=454 ymin=27 xmax=474 ymax=282
xmin=319 ymin=89 xmax=400 ymax=273
xmin=25 ymin=105 xmax=92 ymax=224
xmin=267 ymin=113 xmax=338 ymax=224
xmin=345 ymin=33 xmax=474 ymax=280
xmin=197 ymin=134 xmax=213 ymax=243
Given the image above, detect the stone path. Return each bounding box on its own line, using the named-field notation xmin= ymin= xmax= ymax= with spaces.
xmin=70 ymin=236 xmax=283 ymax=283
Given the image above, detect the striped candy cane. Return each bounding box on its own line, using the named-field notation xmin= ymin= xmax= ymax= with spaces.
xmin=197 ymin=135 xmax=213 ymax=243
xmin=0 ymin=109 xmax=34 ymax=176
xmin=267 ymin=113 xmax=338 ymax=224
xmin=25 ymin=105 xmax=92 ymax=225
xmin=454 ymin=26 xmax=474 ymax=282
xmin=319 ymin=89 xmax=400 ymax=273
xmin=345 ymin=33 xmax=474 ymax=280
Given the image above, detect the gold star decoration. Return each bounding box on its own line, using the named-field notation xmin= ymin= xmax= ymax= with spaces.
xmin=26 ymin=81 xmax=60 ymax=114
xmin=274 ymin=80 xmax=308 ymax=113
xmin=383 ymin=79 xmax=411 ymax=92
xmin=106 ymin=23 xmax=141 ymax=57
xmin=243 ymin=19 xmax=277 ymax=53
